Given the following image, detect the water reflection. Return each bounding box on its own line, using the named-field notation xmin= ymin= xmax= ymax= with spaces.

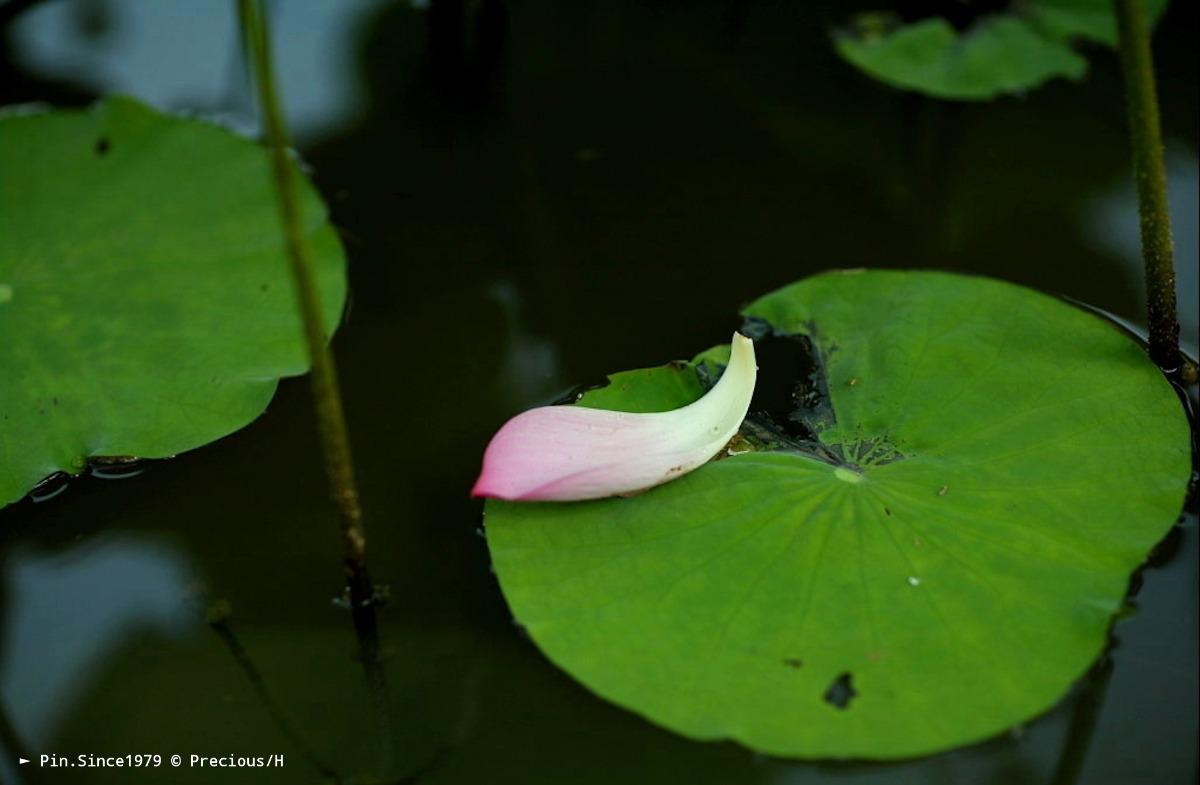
xmin=0 ymin=0 xmax=1196 ymax=782
xmin=488 ymin=280 xmax=562 ymax=408
xmin=0 ymin=535 xmax=195 ymax=781
xmin=7 ymin=0 xmax=388 ymax=141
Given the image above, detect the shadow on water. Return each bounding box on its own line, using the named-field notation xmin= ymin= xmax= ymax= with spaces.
xmin=0 ymin=0 xmax=1197 ymax=783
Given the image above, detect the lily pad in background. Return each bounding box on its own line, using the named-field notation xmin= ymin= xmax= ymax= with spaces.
xmin=834 ymin=0 xmax=1170 ymax=101
xmin=485 ymin=270 xmax=1190 ymax=758
xmin=0 ymin=97 xmax=346 ymax=508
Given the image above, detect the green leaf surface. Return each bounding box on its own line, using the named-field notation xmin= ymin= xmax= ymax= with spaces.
xmin=834 ymin=0 xmax=1169 ymax=100
xmin=573 ymin=362 xmax=706 ymax=414
xmin=1027 ymin=0 xmax=1171 ymax=46
xmin=0 ymin=97 xmax=346 ymax=508
xmin=485 ymin=270 xmax=1190 ymax=758
xmin=835 ymin=17 xmax=1088 ymax=100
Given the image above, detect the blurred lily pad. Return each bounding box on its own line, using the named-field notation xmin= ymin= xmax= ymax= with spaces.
xmin=485 ymin=270 xmax=1190 ymax=758
xmin=1026 ymin=0 xmax=1168 ymax=45
xmin=835 ymin=0 xmax=1170 ymax=100
xmin=0 ymin=97 xmax=346 ymax=508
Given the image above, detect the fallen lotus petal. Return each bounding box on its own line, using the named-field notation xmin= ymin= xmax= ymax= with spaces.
xmin=472 ymin=333 xmax=757 ymax=501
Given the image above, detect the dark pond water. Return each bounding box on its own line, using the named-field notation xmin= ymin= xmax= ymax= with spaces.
xmin=1 ymin=1 xmax=1197 ymax=784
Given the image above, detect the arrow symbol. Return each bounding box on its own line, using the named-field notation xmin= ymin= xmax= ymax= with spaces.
xmin=18 ymin=758 xmax=29 ymax=765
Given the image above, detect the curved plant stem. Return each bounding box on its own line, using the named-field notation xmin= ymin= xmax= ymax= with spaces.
xmin=1049 ymin=655 xmax=1114 ymax=785
xmin=1114 ymin=0 xmax=1192 ymax=381
xmin=207 ymin=603 xmax=343 ymax=784
xmin=236 ymin=0 xmax=395 ymax=771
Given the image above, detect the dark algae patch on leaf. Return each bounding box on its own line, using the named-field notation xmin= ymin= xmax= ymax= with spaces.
xmin=484 ymin=270 xmax=1191 ymax=759
xmin=738 ymin=326 xmax=907 ymax=470
xmin=0 ymin=97 xmax=347 ymax=508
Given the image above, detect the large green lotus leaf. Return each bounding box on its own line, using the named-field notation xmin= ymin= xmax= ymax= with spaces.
xmin=834 ymin=0 xmax=1169 ymax=101
xmin=0 ymin=97 xmax=346 ymax=508
xmin=485 ymin=270 xmax=1190 ymax=759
